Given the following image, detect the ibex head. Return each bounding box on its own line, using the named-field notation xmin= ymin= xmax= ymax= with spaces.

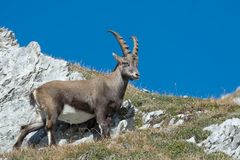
xmin=109 ymin=30 xmax=140 ymax=80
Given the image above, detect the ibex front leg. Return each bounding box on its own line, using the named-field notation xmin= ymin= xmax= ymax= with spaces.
xmin=96 ymin=108 xmax=111 ymax=138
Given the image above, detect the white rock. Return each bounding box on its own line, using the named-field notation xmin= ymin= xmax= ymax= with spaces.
xmin=175 ymin=119 xmax=184 ymax=126
xmin=111 ymin=120 xmax=128 ymax=138
xmin=153 ymin=122 xmax=163 ymax=128
xmin=169 ymin=117 xmax=184 ymax=126
xmin=58 ymin=139 xmax=68 ymax=146
xmin=168 ymin=118 xmax=176 ymax=126
xmin=186 ymin=136 xmax=196 ymax=144
xmin=73 ymin=133 xmax=94 ymax=145
xmin=177 ymin=114 xmax=185 ymax=118
xmin=110 ymin=100 xmax=136 ymax=137
xmin=139 ymin=124 xmax=151 ymax=130
xmin=198 ymin=118 xmax=240 ymax=159
xmin=142 ymin=110 xmax=165 ymax=125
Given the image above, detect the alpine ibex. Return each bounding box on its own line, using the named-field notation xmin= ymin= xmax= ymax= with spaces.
xmin=13 ymin=30 xmax=139 ymax=148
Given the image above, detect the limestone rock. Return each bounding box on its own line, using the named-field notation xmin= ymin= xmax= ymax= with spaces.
xmin=186 ymin=136 xmax=196 ymax=144
xmin=142 ymin=110 xmax=164 ymax=125
xmin=73 ymin=133 xmax=94 ymax=145
xmin=198 ymin=118 xmax=240 ymax=159
xmin=153 ymin=122 xmax=164 ymax=129
xmin=169 ymin=118 xmax=184 ymax=126
xmin=58 ymin=139 xmax=68 ymax=146
xmin=140 ymin=110 xmax=165 ymax=129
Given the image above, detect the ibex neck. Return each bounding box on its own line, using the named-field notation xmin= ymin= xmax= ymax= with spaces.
xmin=110 ymin=67 xmax=129 ymax=99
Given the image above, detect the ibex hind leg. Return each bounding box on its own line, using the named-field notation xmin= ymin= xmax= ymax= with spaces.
xmin=45 ymin=109 xmax=58 ymax=146
xmin=13 ymin=113 xmax=45 ymax=149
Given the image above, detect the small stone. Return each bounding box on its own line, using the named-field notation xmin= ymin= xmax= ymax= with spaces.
xmin=153 ymin=122 xmax=163 ymax=128
xmin=73 ymin=134 xmax=94 ymax=145
xmin=186 ymin=137 xmax=196 ymax=144
xmin=175 ymin=119 xmax=184 ymax=126
xmin=169 ymin=117 xmax=184 ymax=126
xmin=139 ymin=124 xmax=151 ymax=130
xmin=58 ymin=139 xmax=68 ymax=146
xmin=177 ymin=114 xmax=185 ymax=118
xmin=142 ymin=110 xmax=165 ymax=125
xmin=168 ymin=118 xmax=176 ymax=126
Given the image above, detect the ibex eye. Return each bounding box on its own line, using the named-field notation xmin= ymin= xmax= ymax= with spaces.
xmin=123 ymin=62 xmax=130 ymax=66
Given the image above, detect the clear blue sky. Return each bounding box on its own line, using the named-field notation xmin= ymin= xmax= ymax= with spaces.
xmin=1 ymin=0 xmax=240 ymax=98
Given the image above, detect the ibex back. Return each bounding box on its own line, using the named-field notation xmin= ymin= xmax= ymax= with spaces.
xmin=13 ymin=30 xmax=139 ymax=148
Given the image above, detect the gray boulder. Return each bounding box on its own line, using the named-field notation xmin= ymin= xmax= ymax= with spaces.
xmin=198 ymin=118 xmax=240 ymax=159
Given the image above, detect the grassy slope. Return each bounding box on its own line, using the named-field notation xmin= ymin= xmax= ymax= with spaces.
xmin=2 ymin=64 xmax=240 ymax=160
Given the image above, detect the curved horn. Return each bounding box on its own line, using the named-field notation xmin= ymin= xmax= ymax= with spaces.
xmin=131 ymin=36 xmax=138 ymax=56
xmin=108 ymin=30 xmax=130 ymax=57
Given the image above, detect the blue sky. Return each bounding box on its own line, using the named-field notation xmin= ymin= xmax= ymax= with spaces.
xmin=1 ymin=0 xmax=240 ymax=98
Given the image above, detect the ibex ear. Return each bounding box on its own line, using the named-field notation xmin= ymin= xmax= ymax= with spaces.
xmin=112 ymin=52 xmax=123 ymax=64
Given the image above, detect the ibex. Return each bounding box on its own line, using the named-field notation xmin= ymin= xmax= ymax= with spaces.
xmin=13 ymin=30 xmax=139 ymax=149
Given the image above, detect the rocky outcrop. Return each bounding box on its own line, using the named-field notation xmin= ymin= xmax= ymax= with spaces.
xmin=198 ymin=118 xmax=240 ymax=159
xmin=0 ymin=28 xmax=135 ymax=152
